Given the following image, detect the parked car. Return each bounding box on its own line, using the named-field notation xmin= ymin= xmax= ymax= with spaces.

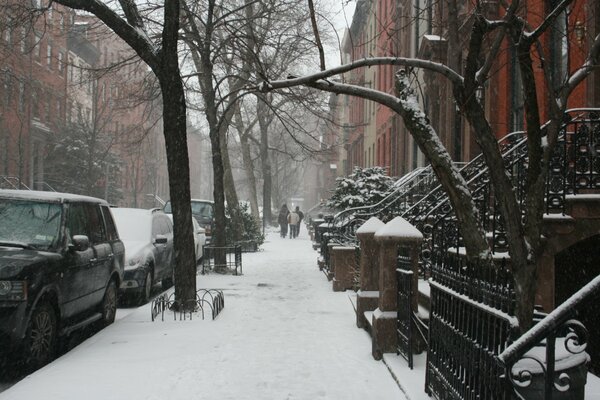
xmin=0 ymin=190 xmax=125 ymax=368
xmin=164 ymin=199 xmax=214 ymax=242
xmin=189 ymin=216 xmax=207 ymax=264
xmin=165 ymin=214 xmax=206 ymax=265
xmin=111 ymin=208 xmax=174 ymax=304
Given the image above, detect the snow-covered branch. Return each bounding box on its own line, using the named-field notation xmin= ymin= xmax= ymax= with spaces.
xmin=262 ymin=57 xmax=463 ymax=91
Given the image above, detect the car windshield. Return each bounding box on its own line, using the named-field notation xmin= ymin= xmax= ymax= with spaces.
xmin=191 ymin=202 xmax=213 ymax=219
xmin=164 ymin=201 xmax=213 ymax=219
xmin=0 ymin=199 xmax=62 ymax=250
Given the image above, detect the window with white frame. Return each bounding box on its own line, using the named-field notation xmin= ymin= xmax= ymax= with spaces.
xmin=34 ymin=34 xmax=41 ymax=59
xmin=47 ymin=43 xmax=52 ymax=68
xmin=58 ymin=51 xmax=63 ymax=73
xmin=20 ymin=28 xmax=27 ymax=53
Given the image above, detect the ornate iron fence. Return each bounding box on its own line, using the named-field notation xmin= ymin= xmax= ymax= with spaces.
xmin=498 ymin=274 xmax=600 ymax=400
xmin=397 ymin=248 xmax=415 ymax=369
xmin=427 ymin=271 xmax=517 ymax=400
xmin=150 ymin=289 xmax=225 ymax=321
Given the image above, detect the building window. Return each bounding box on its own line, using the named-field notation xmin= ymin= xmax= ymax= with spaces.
xmin=45 ymin=94 xmax=51 ymax=122
xmin=20 ymin=27 xmax=27 ymax=53
xmin=3 ymin=17 xmax=12 ymax=44
xmin=47 ymin=43 xmax=52 ymax=68
xmin=58 ymin=51 xmax=63 ymax=73
xmin=32 ymin=88 xmax=39 ymax=119
xmin=68 ymin=59 xmax=74 ymax=82
xmin=18 ymin=81 xmax=25 ymax=113
xmin=34 ymin=34 xmax=41 ymax=59
xmin=56 ymin=98 xmax=62 ymax=123
xmin=2 ymin=73 xmax=11 ymax=108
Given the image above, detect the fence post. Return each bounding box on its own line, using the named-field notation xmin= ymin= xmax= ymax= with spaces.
xmin=355 ymin=217 xmax=385 ymax=329
xmin=332 ymin=246 xmax=358 ymax=292
xmin=372 ymin=216 xmax=423 ymax=360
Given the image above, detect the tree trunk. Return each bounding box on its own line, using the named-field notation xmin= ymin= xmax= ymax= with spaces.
xmin=257 ymin=94 xmax=273 ymax=228
xmin=234 ymin=108 xmax=260 ymax=222
xmin=219 ymin=125 xmax=244 ymax=242
xmin=158 ymin=73 xmax=196 ymax=306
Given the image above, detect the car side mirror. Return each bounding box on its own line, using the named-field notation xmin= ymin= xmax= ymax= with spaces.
xmin=70 ymin=235 xmax=90 ymax=252
xmin=154 ymin=235 xmax=168 ymax=245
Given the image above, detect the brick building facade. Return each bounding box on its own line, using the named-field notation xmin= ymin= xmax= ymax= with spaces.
xmin=334 ymin=0 xmax=600 ymax=181
xmin=0 ymin=2 xmax=170 ymax=207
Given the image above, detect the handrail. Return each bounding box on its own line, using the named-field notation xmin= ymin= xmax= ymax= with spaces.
xmin=0 ymin=176 xmax=30 ymax=190
xmin=498 ymin=273 xmax=600 ymax=367
xmin=331 ymin=166 xmax=432 ymax=223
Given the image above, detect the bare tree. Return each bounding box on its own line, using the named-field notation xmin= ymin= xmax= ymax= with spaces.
xmin=52 ymin=0 xmax=197 ymax=308
xmin=260 ymin=0 xmax=600 ymax=332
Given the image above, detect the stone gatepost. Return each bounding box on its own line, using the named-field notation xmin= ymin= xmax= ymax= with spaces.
xmin=332 ymin=246 xmax=357 ymax=292
xmin=355 ymin=217 xmax=385 ymax=329
xmin=326 ymin=242 xmax=337 ymax=280
xmin=372 ymin=216 xmax=423 ymax=360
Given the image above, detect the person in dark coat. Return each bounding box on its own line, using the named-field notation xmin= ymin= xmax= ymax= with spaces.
xmin=278 ymin=204 xmax=289 ymax=238
xmin=294 ymin=206 xmax=304 ymax=238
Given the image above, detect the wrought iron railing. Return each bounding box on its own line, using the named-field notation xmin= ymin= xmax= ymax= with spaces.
xmin=427 ymin=275 xmax=517 ymax=400
xmin=330 ymin=166 xmax=437 ymax=244
xmin=396 ymin=248 xmax=415 ymax=369
xmin=395 ymin=109 xmax=600 ymax=400
xmin=498 ymin=274 xmax=600 ymax=400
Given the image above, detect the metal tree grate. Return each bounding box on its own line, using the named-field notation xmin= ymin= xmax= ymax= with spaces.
xmin=150 ymin=289 xmax=225 ymax=321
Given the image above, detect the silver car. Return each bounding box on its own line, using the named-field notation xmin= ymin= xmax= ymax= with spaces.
xmin=111 ymin=208 xmax=174 ymax=304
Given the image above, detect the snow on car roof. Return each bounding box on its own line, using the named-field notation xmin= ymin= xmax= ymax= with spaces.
xmin=0 ymin=189 xmax=109 ymax=204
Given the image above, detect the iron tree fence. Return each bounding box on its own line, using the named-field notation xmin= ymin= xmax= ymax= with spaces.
xmin=150 ymin=289 xmax=225 ymax=321
xmin=201 ymin=245 xmax=242 ymax=275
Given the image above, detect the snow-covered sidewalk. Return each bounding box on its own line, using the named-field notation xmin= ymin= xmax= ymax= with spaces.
xmin=0 ymin=229 xmax=404 ymax=400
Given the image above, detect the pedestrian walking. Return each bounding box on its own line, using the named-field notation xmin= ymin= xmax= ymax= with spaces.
xmin=278 ymin=204 xmax=290 ymax=238
xmin=294 ymin=206 xmax=304 ymax=238
xmin=287 ymin=209 xmax=299 ymax=238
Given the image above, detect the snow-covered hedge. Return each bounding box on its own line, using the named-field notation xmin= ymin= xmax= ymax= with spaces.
xmin=327 ymin=166 xmax=394 ymax=210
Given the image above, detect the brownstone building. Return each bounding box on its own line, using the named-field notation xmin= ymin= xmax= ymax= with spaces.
xmin=0 ymin=3 xmax=169 ymax=206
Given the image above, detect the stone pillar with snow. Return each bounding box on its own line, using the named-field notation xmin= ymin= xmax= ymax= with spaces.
xmin=332 ymin=246 xmax=357 ymax=292
xmin=355 ymin=217 xmax=385 ymax=329
xmin=371 ymin=216 xmax=423 ymax=360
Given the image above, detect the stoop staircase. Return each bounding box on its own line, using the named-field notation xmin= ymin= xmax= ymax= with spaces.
xmin=318 ymin=109 xmax=600 ymax=399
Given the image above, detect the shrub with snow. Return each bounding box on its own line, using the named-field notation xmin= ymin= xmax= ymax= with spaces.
xmin=326 ymin=166 xmax=394 ymax=210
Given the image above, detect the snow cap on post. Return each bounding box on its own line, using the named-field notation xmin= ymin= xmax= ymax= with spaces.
xmin=374 ymin=216 xmax=423 ymax=243
xmin=356 ymin=217 xmax=385 ymax=236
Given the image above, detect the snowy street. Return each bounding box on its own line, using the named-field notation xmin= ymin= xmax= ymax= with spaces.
xmin=0 ymin=229 xmax=405 ymax=400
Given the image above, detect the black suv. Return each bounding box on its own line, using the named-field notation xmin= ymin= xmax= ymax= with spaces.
xmin=0 ymin=190 xmax=125 ymax=368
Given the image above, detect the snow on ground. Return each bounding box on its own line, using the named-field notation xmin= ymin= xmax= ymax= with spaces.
xmin=0 ymin=228 xmax=404 ymax=400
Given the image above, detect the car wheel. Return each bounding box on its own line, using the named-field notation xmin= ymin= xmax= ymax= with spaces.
xmin=139 ymin=269 xmax=153 ymax=305
xmin=101 ymin=280 xmax=117 ymax=326
xmin=24 ymin=302 xmax=57 ymax=369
